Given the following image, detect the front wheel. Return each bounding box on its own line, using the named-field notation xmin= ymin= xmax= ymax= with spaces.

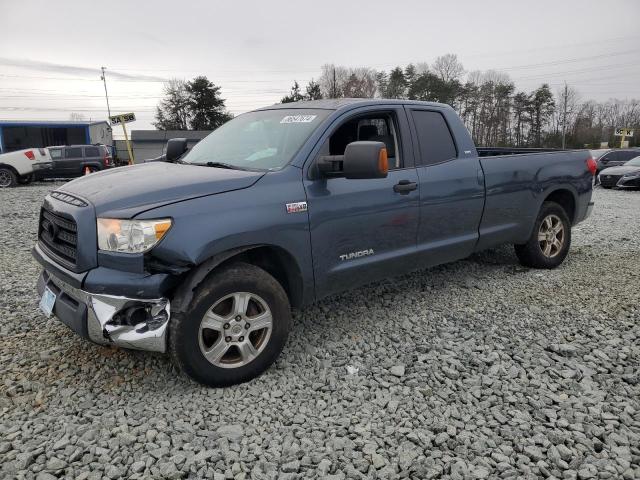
xmin=514 ymin=201 xmax=571 ymax=269
xmin=170 ymin=262 xmax=291 ymax=387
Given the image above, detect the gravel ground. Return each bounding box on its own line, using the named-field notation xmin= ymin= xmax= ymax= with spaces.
xmin=1 ymin=182 xmax=639 ymax=480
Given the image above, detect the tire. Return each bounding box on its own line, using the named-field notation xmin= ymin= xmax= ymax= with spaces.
xmin=18 ymin=173 xmax=34 ymax=185
xmin=514 ymin=201 xmax=571 ymax=269
xmin=170 ymin=262 xmax=291 ymax=387
xmin=0 ymin=167 xmax=17 ymax=188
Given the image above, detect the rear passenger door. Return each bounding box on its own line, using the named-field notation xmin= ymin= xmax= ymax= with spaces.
xmin=84 ymin=146 xmax=100 ymax=169
xmin=48 ymin=148 xmax=64 ymax=177
xmin=407 ymin=108 xmax=485 ymax=266
xmin=62 ymin=146 xmax=84 ymax=176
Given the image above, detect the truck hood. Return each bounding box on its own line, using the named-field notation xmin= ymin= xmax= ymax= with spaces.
xmin=600 ymin=165 xmax=640 ymax=176
xmin=58 ymin=162 xmax=265 ymax=217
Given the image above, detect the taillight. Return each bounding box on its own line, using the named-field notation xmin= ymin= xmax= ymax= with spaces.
xmin=586 ymin=157 xmax=597 ymax=176
xmin=24 ymin=150 xmax=35 ymax=161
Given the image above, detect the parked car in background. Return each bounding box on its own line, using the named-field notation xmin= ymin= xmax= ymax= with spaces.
xmin=35 ymin=144 xmax=114 ymax=179
xmin=589 ymin=148 xmax=610 ymax=161
xmin=599 ymin=156 xmax=640 ymax=189
xmin=595 ymin=148 xmax=640 ymax=175
xmin=0 ymin=147 xmax=52 ymax=187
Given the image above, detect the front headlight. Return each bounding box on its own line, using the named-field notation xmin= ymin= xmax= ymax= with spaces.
xmin=97 ymin=218 xmax=172 ymax=253
xmin=622 ymin=173 xmax=640 ymax=180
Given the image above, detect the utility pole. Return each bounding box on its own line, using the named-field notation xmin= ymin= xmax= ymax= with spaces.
xmin=331 ymin=67 xmax=337 ymax=99
xmin=100 ymin=66 xmax=112 ymax=120
xmin=561 ymin=82 xmax=568 ymax=150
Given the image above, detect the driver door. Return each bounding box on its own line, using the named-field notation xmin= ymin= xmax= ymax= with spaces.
xmin=304 ymin=106 xmax=420 ymax=299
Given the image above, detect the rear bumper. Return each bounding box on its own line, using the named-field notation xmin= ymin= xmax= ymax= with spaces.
xmin=32 ymin=162 xmax=52 ymax=171
xmin=37 ymin=269 xmax=170 ymax=353
xmin=584 ymin=201 xmax=595 ymax=221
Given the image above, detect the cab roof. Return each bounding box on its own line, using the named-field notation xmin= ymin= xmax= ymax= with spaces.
xmin=255 ymin=98 xmax=451 ymax=112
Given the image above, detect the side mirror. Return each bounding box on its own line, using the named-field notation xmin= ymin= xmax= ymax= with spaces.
xmin=318 ymin=141 xmax=388 ymax=179
xmin=165 ymin=138 xmax=188 ymax=162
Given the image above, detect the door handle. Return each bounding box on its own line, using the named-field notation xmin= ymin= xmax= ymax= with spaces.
xmin=393 ymin=180 xmax=417 ymax=194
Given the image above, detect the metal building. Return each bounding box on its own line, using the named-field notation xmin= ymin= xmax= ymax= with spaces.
xmin=115 ymin=130 xmax=210 ymax=163
xmin=0 ymin=120 xmax=112 ymax=153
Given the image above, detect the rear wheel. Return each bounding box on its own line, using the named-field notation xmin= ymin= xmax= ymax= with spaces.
xmin=18 ymin=173 xmax=34 ymax=185
xmin=514 ymin=201 xmax=571 ymax=269
xmin=0 ymin=168 xmax=17 ymax=188
xmin=170 ymin=262 xmax=291 ymax=387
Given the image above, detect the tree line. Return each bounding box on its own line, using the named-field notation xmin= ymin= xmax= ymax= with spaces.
xmin=282 ymin=55 xmax=639 ymax=149
xmin=154 ymin=57 xmax=639 ymax=149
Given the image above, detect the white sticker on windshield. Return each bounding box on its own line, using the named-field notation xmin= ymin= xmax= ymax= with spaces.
xmin=280 ymin=115 xmax=317 ymax=124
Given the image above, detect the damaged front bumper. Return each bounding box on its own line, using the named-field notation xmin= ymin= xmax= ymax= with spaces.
xmin=37 ymin=270 xmax=170 ymax=353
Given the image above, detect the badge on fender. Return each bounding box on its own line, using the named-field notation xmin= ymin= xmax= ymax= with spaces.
xmin=286 ymin=201 xmax=308 ymax=214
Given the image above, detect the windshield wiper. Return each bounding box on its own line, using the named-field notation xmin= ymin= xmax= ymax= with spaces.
xmin=189 ymin=161 xmax=245 ymax=170
xmin=206 ymin=161 xmax=238 ymax=169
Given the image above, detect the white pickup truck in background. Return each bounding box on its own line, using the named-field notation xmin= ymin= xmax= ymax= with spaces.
xmin=0 ymin=148 xmax=52 ymax=187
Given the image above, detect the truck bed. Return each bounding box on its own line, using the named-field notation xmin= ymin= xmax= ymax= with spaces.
xmin=477 ymin=147 xmax=563 ymax=157
xmin=475 ymin=149 xmax=593 ymax=251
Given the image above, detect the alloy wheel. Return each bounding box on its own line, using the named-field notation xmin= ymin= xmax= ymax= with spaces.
xmin=538 ymin=214 xmax=565 ymax=258
xmin=198 ymin=292 xmax=273 ymax=369
xmin=0 ymin=170 xmax=12 ymax=188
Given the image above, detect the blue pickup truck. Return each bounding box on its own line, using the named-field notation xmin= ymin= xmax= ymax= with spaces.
xmin=33 ymin=99 xmax=596 ymax=386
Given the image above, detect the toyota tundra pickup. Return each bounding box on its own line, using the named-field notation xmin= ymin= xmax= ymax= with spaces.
xmin=33 ymin=99 xmax=596 ymax=386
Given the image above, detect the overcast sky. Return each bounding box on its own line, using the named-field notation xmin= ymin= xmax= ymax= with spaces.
xmin=1 ymin=0 xmax=639 ymax=133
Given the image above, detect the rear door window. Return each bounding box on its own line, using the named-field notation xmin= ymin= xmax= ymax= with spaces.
xmin=84 ymin=146 xmax=99 ymax=157
xmin=410 ymin=110 xmax=457 ymax=166
xmin=65 ymin=147 xmax=83 ymax=159
xmin=49 ymin=149 xmax=62 ymax=159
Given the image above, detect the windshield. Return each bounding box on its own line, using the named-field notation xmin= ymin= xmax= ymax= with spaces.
xmin=181 ymin=109 xmax=330 ymax=170
xmin=590 ymin=149 xmax=609 ymax=159
xmin=625 ymin=157 xmax=640 ymax=166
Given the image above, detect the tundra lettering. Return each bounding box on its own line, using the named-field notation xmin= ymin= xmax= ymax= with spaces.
xmin=339 ymin=249 xmax=375 ymax=261
xmin=32 ymin=99 xmax=595 ymax=387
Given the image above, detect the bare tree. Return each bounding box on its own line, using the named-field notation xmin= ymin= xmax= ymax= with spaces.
xmin=319 ymin=64 xmax=377 ymax=98
xmin=319 ymin=64 xmax=349 ymax=98
xmin=415 ymin=62 xmax=429 ymax=75
xmin=432 ymin=54 xmax=465 ymax=83
xmin=154 ymin=79 xmax=190 ymax=130
xmin=341 ymin=68 xmax=377 ymax=98
xmin=555 ymin=84 xmax=580 ymax=148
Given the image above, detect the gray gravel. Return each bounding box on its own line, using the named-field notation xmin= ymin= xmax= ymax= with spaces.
xmin=1 ymin=182 xmax=639 ymax=479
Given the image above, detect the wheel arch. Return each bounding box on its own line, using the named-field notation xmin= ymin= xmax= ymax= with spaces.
xmin=542 ymin=187 xmax=577 ymax=224
xmin=0 ymin=163 xmax=20 ymax=176
xmin=171 ymin=244 xmax=305 ymax=314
